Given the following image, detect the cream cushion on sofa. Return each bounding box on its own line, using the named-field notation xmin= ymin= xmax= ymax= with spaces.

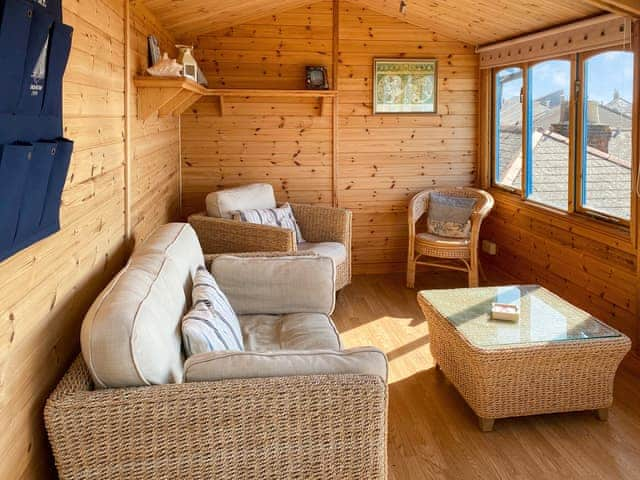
xmin=81 ymin=253 xmax=187 ymax=388
xmin=184 ymin=347 xmax=388 ymax=382
xmin=81 ymin=223 xmax=205 ymax=389
xmin=297 ymin=241 xmax=347 ymax=266
xmin=211 ymin=255 xmax=335 ymax=315
xmin=239 ymin=313 xmax=341 ymax=351
xmin=206 ymin=183 xmax=276 ymax=219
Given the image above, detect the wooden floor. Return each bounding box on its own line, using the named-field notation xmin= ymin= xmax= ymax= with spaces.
xmin=333 ymin=270 xmax=640 ymax=480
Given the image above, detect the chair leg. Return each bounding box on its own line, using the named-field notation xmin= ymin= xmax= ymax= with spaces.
xmin=406 ymin=255 xmax=416 ymax=289
xmin=468 ymin=258 xmax=479 ymax=288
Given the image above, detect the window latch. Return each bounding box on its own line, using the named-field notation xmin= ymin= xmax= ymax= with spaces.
xmin=519 ymin=87 xmax=524 ymax=104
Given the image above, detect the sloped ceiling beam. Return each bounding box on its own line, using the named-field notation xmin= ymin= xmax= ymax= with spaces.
xmin=584 ymin=0 xmax=640 ymax=17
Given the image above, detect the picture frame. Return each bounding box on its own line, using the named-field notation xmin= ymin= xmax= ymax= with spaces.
xmin=147 ymin=35 xmax=161 ymax=67
xmin=373 ymin=58 xmax=438 ymax=114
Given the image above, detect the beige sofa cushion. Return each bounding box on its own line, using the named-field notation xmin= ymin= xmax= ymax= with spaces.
xmin=239 ymin=313 xmax=341 ymax=351
xmin=211 ymin=255 xmax=335 ymax=315
xmin=184 ymin=347 xmax=388 ymax=382
xmin=80 ymin=253 xmax=187 ymax=388
xmin=134 ymin=223 xmax=204 ymax=295
xmin=297 ymin=241 xmax=347 ymax=266
xmin=206 ymin=183 xmax=276 ymax=219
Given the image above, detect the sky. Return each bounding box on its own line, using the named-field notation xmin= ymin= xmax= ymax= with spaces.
xmin=498 ymin=51 xmax=634 ymax=104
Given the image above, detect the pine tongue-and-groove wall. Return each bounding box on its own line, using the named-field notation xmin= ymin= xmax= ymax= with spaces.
xmin=0 ymin=1 xmax=180 ymax=478
xmin=181 ymin=0 xmax=478 ymax=274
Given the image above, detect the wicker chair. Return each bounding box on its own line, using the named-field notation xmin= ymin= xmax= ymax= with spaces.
xmin=189 ymin=203 xmax=352 ymax=290
xmin=406 ymin=187 xmax=494 ymax=289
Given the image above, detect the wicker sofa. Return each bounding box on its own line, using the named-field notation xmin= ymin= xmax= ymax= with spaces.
xmin=44 ymin=223 xmax=387 ymax=479
xmin=188 ymin=183 xmax=352 ymax=290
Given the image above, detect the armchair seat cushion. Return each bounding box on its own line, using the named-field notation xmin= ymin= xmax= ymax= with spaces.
xmin=298 ymin=241 xmax=347 ymax=266
xmin=415 ymin=232 xmax=470 ymax=247
xmin=239 ymin=313 xmax=341 ymax=352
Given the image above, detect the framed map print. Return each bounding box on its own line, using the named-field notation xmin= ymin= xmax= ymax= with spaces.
xmin=373 ymin=59 xmax=438 ymax=114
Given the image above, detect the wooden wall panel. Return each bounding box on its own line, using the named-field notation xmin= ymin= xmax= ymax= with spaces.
xmin=481 ymin=192 xmax=639 ymax=353
xmin=0 ymin=1 xmax=180 ymax=478
xmin=337 ymin=2 xmax=478 ymax=273
xmin=180 ymin=0 xmax=479 ymax=274
xmin=129 ymin=1 xmax=180 ymax=243
xmin=181 ymin=1 xmax=335 ymax=215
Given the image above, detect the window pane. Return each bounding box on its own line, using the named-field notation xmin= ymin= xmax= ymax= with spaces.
xmin=582 ymin=51 xmax=634 ymax=220
xmin=526 ymin=60 xmax=571 ymax=210
xmin=494 ymin=67 xmax=523 ymax=189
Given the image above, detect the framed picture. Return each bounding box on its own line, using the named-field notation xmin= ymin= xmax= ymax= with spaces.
xmin=373 ymin=58 xmax=438 ymax=114
xmin=147 ymin=35 xmax=161 ymax=67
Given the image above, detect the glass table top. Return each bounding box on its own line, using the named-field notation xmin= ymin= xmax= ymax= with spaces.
xmin=419 ymin=285 xmax=621 ymax=348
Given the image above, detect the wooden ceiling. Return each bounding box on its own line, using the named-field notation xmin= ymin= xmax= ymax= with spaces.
xmin=142 ymin=0 xmax=609 ymax=45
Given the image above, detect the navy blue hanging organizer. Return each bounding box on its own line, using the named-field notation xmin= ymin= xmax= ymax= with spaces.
xmin=0 ymin=0 xmax=74 ymax=262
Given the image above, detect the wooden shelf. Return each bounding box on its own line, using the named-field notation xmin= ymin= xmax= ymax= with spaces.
xmin=134 ymin=76 xmax=337 ymax=119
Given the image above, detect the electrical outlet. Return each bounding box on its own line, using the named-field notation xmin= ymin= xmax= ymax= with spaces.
xmin=482 ymin=240 xmax=497 ymax=255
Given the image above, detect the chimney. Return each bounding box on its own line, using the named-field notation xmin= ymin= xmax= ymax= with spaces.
xmin=550 ymin=100 xmax=612 ymax=153
xmin=585 ymin=101 xmax=612 ymax=153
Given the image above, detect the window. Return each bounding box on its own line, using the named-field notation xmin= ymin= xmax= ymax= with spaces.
xmin=526 ymin=60 xmax=572 ymax=210
xmin=579 ymin=51 xmax=634 ymax=221
xmin=491 ymin=49 xmax=635 ymax=225
xmin=494 ymin=67 xmax=523 ymax=190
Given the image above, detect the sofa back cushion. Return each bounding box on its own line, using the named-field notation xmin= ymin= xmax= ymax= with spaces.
xmin=134 ymin=223 xmax=204 ymax=296
xmin=205 ymin=183 xmax=276 ymax=219
xmin=211 ymin=255 xmax=336 ymax=315
xmin=80 ymin=223 xmax=205 ymax=389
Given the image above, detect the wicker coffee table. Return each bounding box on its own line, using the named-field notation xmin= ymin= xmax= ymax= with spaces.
xmin=417 ymin=285 xmax=631 ymax=432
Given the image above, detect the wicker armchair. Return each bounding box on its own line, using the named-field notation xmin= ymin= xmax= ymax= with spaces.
xmin=406 ymin=187 xmax=494 ymax=288
xmin=189 ymin=203 xmax=352 ymax=290
xmin=45 ymin=356 xmax=387 ymax=479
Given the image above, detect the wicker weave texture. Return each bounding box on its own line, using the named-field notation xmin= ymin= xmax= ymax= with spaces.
xmin=407 ymin=187 xmax=494 ymax=288
xmin=45 ymin=356 xmax=387 ymax=479
xmin=189 ymin=203 xmax=352 ymax=290
xmin=418 ymin=295 xmax=631 ymax=420
xmin=188 ymin=213 xmax=295 ymax=254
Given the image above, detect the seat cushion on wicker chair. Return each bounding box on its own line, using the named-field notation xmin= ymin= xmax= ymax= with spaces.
xmin=415 ymin=233 xmax=470 ymax=247
xmin=206 ymin=183 xmax=276 ymax=219
xmin=183 ymin=347 xmax=388 ymax=382
xmin=211 ymin=255 xmax=336 ymax=315
xmin=297 ymin=241 xmax=347 ymax=266
xmin=239 ymin=313 xmax=341 ymax=351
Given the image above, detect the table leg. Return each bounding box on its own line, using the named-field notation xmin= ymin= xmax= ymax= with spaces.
xmin=478 ymin=417 xmax=495 ymax=432
xmin=596 ymin=408 xmax=609 ymax=421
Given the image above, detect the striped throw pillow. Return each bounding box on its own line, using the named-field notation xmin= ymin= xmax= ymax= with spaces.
xmin=182 ymin=267 xmax=244 ymax=357
xmin=234 ymin=203 xmax=305 ymax=244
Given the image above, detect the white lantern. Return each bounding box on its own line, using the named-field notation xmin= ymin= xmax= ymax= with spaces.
xmin=176 ymin=45 xmax=198 ymax=82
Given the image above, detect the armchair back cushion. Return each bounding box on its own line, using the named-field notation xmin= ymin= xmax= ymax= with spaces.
xmin=426 ymin=192 xmax=477 ymax=239
xmin=81 ymin=224 xmax=205 ymax=389
xmin=206 ymin=183 xmax=276 ymax=219
xmin=211 ymin=255 xmax=336 ymax=315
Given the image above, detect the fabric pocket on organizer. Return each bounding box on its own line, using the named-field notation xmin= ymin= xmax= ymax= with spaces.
xmin=14 ymin=140 xmax=58 ymax=243
xmin=16 ymin=8 xmax=54 ymax=115
xmin=39 ymin=138 xmax=73 ymax=232
xmin=41 ymin=21 xmax=73 ymax=116
xmin=0 ymin=0 xmax=34 ymax=113
xmin=0 ymin=143 xmax=33 ymax=251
